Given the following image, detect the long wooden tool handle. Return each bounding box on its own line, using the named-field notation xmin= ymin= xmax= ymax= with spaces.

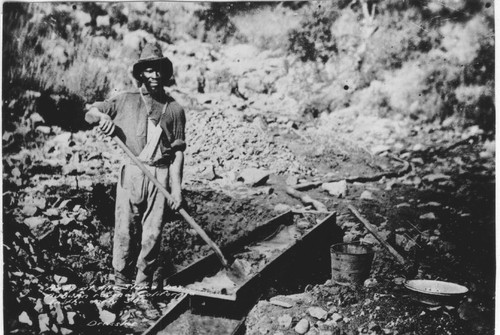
xmin=348 ymin=205 xmax=407 ymax=265
xmin=112 ymin=135 xmax=229 ymax=268
xmin=285 ymin=186 xmax=328 ymax=212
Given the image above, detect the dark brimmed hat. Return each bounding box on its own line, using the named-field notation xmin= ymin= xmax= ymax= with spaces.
xmin=132 ymin=43 xmax=173 ymax=83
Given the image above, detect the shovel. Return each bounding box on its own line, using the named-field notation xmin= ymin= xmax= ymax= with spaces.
xmin=103 ymin=130 xmax=246 ymax=283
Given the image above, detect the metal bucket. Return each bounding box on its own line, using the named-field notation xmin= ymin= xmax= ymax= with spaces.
xmin=330 ymin=242 xmax=374 ymax=285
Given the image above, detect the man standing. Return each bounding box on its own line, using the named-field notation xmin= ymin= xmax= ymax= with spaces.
xmin=85 ymin=43 xmax=186 ymax=319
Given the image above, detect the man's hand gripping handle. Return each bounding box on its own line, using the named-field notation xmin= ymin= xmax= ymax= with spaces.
xmin=85 ymin=107 xmax=116 ymax=137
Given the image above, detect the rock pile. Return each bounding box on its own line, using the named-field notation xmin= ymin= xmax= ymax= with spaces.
xmin=184 ymin=106 xmax=314 ymax=181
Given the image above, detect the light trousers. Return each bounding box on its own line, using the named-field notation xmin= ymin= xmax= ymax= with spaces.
xmin=112 ymin=163 xmax=170 ymax=290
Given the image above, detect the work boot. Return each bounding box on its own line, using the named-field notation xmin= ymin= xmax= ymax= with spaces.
xmin=131 ymin=290 xmax=161 ymax=320
xmin=102 ymin=287 xmax=127 ymax=311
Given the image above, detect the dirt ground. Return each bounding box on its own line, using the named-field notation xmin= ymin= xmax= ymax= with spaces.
xmin=176 ymin=109 xmax=495 ymax=335
xmin=243 ymin=123 xmax=495 ymax=335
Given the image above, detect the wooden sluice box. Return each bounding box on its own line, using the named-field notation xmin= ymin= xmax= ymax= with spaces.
xmin=143 ymin=211 xmax=341 ymax=335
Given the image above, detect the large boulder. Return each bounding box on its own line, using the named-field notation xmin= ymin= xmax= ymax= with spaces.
xmin=122 ymin=30 xmax=154 ymax=50
xmin=224 ymin=44 xmax=260 ymax=60
xmin=237 ymin=168 xmax=270 ymax=187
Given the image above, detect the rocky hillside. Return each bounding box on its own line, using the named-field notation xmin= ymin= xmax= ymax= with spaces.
xmin=2 ymin=2 xmax=495 ymax=335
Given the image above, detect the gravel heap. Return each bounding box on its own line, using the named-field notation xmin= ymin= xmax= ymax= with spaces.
xmin=184 ymin=104 xmax=313 ymax=180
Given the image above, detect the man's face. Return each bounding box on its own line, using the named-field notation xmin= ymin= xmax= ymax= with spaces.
xmin=142 ymin=66 xmax=162 ymax=93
